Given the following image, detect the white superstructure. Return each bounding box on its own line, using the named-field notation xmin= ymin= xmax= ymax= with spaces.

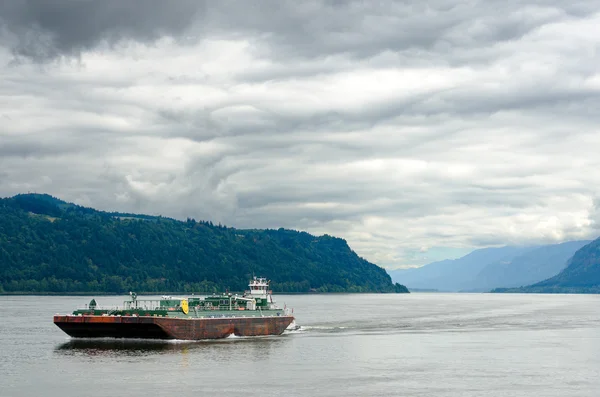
xmin=244 ymin=277 xmax=276 ymax=309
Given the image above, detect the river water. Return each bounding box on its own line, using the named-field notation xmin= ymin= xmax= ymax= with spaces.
xmin=1 ymin=293 xmax=599 ymax=397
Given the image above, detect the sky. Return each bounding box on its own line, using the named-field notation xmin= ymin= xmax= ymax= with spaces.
xmin=1 ymin=0 xmax=600 ymax=269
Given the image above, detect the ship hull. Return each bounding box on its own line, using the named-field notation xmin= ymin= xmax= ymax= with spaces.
xmin=53 ymin=314 xmax=295 ymax=340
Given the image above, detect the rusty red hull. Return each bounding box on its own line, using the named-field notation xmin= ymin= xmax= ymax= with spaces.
xmin=53 ymin=315 xmax=295 ymax=340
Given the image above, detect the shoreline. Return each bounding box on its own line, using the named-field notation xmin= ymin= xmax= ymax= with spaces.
xmin=0 ymin=290 xmax=410 ymax=296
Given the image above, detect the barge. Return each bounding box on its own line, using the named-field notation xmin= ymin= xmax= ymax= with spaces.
xmin=54 ymin=277 xmax=295 ymax=340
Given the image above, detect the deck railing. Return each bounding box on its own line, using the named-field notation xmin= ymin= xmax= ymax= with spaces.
xmin=78 ymin=301 xmax=289 ymax=314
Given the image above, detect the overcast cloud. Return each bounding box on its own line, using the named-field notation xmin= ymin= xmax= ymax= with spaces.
xmin=1 ymin=0 xmax=600 ymax=269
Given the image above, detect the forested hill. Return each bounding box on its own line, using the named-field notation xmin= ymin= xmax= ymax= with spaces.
xmin=493 ymin=236 xmax=600 ymax=293
xmin=0 ymin=193 xmax=408 ymax=294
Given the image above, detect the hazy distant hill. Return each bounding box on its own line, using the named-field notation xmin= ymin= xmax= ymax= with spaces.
xmin=0 ymin=193 xmax=408 ymax=294
xmin=494 ymin=237 xmax=600 ymax=293
xmin=388 ymin=241 xmax=589 ymax=292
xmin=473 ymin=240 xmax=590 ymax=291
xmin=388 ymin=246 xmax=535 ymax=291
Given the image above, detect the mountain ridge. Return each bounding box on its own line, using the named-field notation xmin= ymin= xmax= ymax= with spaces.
xmin=493 ymin=237 xmax=600 ymax=293
xmin=474 ymin=240 xmax=590 ymax=290
xmin=388 ymin=240 xmax=591 ymax=292
xmin=388 ymin=246 xmax=536 ymax=291
xmin=0 ymin=193 xmax=408 ymax=294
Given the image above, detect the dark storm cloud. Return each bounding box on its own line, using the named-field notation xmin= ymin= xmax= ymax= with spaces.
xmin=0 ymin=0 xmax=204 ymax=60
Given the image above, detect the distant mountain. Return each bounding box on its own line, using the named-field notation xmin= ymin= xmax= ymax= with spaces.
xmin=494 ymin=237 xmax=600 ymax=293
xmin=388 ymin=246 xmax=535 ymax=291
xmin=0 ymin=193 xmax=408 ymax=294
xmin=472 ymin=240 xmax=591 ymax=290
xmin=389 ymin=241 xmax=589 ymax=292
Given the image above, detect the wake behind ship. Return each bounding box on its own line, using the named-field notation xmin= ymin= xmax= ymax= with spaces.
xmin=54 ymin=277 xmax=295 ymax=340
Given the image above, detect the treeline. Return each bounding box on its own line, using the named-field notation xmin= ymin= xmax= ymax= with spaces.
xmin=0 ymin=194 xmax=409 ymax=294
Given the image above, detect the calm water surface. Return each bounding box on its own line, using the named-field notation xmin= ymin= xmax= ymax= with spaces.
xmin=1 ymin=293 xmax=599 ymax=396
